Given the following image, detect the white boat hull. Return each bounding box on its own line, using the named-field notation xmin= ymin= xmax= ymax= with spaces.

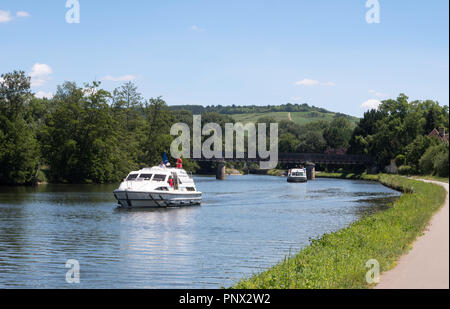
xmin=287 ymin=176 xmax=307 ymax=183
xmin=114 ymin=190 xmax=202 ymax=208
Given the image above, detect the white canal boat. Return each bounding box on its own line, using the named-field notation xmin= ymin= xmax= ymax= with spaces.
xmin=287 ymin=168 xmax=308 ymax=183
xmin=114 ymin=167 xmax=202 ymax=208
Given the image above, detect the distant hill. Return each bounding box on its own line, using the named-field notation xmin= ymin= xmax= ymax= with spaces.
xmin=169 ymin=103 xmax=360 ymax=126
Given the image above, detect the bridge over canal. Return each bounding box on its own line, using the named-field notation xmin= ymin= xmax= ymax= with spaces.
xmin=191 ymin=153 xmax=375 ymax=180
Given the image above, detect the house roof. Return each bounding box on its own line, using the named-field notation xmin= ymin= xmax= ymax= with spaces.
xmin=429 ymin=128 xmax=449 ymax=143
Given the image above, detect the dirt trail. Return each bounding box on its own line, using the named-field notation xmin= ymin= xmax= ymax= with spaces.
xmin=375 ymin=180 xmax=449 ymax=289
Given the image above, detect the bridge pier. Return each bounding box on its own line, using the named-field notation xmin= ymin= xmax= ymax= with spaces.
xmin=216 ymin=161 xmax=226 ymax=180
xmin=368 ymin=164 xmax=379 ymax=175
xmin=305 ymin=163 xmax=316 ymax=180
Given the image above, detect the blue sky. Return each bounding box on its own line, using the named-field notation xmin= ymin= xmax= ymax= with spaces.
xmin=1 ymin=0 xmax=448 ymax=117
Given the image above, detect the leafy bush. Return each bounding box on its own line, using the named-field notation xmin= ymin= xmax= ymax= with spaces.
xmin=398 ymin=165 xmax=414 ymax=175
xmin=419 ymin=144 xmax=449 ymax=176
xmin=405 ymin=135 xmax=439 ymax=173
xmin=395 ymin=154 xmax=406 ymax=167
xmin=433 ymin=151 xmax=449 ymax=177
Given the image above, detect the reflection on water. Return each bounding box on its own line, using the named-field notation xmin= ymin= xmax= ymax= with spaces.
xmin=0 ymin=176 xmax=400 ymax=288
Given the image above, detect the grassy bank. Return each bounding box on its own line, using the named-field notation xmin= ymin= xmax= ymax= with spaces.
xmin=410 ymin=175 xmax=449 ymax=183
xmin=234 ymin=173 xmax=447 ymax=289
xmin=267 ymin=169 xmax=286 ymax=177
xmin=315 ymin=172 xmax=380 ymax=181
xmin=317 ymin=172 xmax=449 ymax=184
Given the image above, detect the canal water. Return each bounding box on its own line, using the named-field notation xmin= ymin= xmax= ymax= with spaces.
xmin=0 ymin=175 xmax=400 ymax=288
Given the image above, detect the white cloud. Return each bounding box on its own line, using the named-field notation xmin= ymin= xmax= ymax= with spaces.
xmin=16 ymin=11 xmax=31 ymax=18
xmin=0 ymin=10 xmax=13 ymax=23
xmin=102 ymin=74 xmax=138 ymax=82
xmin=290 ymin=96 xmax=302 ymax=102
xmin=190 ymin=25 xmax=206 ymax=32
xmin=295 ymin=79 xmax=335 ymax=87
xmin=29 ymin=63 xmax=53 ymax=87
xmin=30 ymin=63 xmax=52 ymax=77
xmin=35 ymin=91 xmax=53 ymax=99
xmin=361 ymin=99 xmax=382 ymax=110
xmin=295 ymin=79 xmax=320 ymax=86
xmin=369 ymin=89 xmax=387 ymax=98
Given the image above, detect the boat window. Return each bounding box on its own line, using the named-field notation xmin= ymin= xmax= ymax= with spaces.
xmin=153 ymin=174 xmax=167 ymax=182
xmin=291 ymin=172 xmax=304 ymax=176
xmin=126 ymin=174 xmax=139 ymax=181
xmin=138 ymin=174 xmax=153 ymax=181
xmin=186 ymin=187 xmax=196 ymax=192
xmin=155 ymin=187 xmax=169 ymax=191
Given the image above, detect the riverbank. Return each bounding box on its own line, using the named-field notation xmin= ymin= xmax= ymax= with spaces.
xmin=234 ymin=173 xmax=447 ymax=289
xmin=375 ymin=179 xmax=449 ymax=289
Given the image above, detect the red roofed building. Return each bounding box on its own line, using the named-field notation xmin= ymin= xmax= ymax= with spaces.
xmin=429 ymin=127 xmax=449 ymax=143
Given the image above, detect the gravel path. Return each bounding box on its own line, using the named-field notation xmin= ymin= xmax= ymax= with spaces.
xmin=375 ymin=180 xmax=449 ymax=289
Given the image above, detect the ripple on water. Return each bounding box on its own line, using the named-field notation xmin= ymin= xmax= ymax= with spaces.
xmin=0 ymin=176 xmax=400 ymax=288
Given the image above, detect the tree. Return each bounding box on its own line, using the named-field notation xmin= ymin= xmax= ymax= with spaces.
xmin=405 ymin=135 xmax=439 ymax=173
xmin=41 ymin=82 xmax=133 ymax=183
xmin=279 ymin=133 xmax=299 ymax=153
xmin=112 ymin=82 xmax=143 ymax=131
xmin=139 ymin=97 xmax=174 ymax=166
xmin=0 ymin=71 xmax=40 ymax=185
xmin=0 ymin=71 xmax=32 ymax=118
xmin=297 ymin=131 xmax=327 ymax=153
xmin=323 ymin=117 xmax=353 ymax=150
xmin=419 ymin=144 xmax=449 ymax=176
xmin=348 ymin=94 xmax=449 ymax=169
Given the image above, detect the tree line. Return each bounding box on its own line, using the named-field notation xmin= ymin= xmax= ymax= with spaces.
xmin=170 ymin=103 xmax=339 ymax=115
xmin=0 ymin=71 xmax=448 ymax=185
xmin=348 ymin=94 xmax=449 ymax=177
xmin=0 ymin=71 xmax=196 ymax=185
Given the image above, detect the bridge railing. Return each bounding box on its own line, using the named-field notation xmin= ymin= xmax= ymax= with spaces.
xmin=189 ymin=152 xmax=374 ymax=165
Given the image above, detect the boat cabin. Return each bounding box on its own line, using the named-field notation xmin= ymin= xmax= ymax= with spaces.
xmin=121 ymin=167 xmax=197 ymax=192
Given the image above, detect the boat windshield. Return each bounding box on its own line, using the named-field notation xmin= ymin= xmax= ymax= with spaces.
xmin=292 ymin=172 xmax=304 ymax=176
xmin=126 ymin=174 xmax=139 ymax=181
xmin=137 ymin=174 xmax=153 ymax=181
xmin=153 ymin=174 xmax=167 ymax=182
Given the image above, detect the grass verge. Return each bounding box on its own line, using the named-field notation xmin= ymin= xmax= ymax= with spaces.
xmin=409 ymin=175 xmax=449 ymax=184
xmin=233 ymin=173 xmax=447 ymax=289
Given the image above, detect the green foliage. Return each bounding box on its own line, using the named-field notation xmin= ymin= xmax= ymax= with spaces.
xmin=404 ymin=135 xmax=439 ymax=173
xmin=170 ymin=103 xmax=359 ymax=127
xmin=41 ymin=82 xmax=136 ymax=183
xmin=433 ymin=151 xmax=449 ymax=177
xmin=2 ymin=68 xmax=448 ymax=184
xmin=395 ymin=154 xmax=406 ymax=167
xmin=419 ymin=144 xmax=449 ymax=177
xmin=139 ymin=97 xmax=175 ymax=167
xmin=297 ymin=130 xmax=327 ymax=153
xmin=0 ymin=116 xmax=40 ymax=185
xmin=0 ymin=71 xmax=40 ymax=185
xmin=398 ymin=165 xmax=413 ymax=176
xmin=234 ymin=174 xmax=447 ymax=289
xmin=170 ymin=103 xmax=334 ymax=115
xmin=279 ymin=133 xmax=300 ymax=153
xmin=323 ymin=117 xmax=353 ymax=150
xmin=349 ymin=94 xmax=449 ymax=168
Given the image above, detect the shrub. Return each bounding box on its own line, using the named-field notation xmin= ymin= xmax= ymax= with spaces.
xmin=419 ymin=144 xmax=449 ymax=176
xmin=405 ymin=135 xmax=439 ymax=173
xmin=395 ymin=154 xmax=406 ymax=167
xmin=398 ymin=165 xmax=413 ymax=175
xmin=433 ymin=151 xmax=449 ymax=177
